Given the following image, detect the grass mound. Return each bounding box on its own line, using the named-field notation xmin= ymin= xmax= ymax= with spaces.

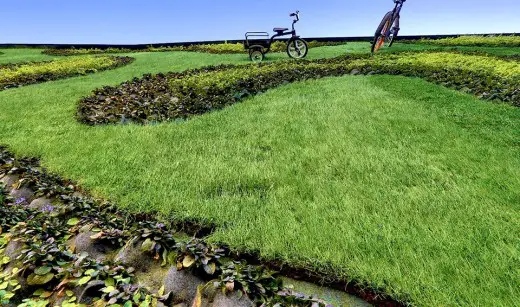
xmin=0 ymin=56 xmax=134 ymax=90
xmin=406 ymin=35 xmax=520 ymax=47
xmin=42 ymin=41 xmax=347 ymax=56
xmin=0 ymin=46 xmax=519 ymax=306
xmin=78 ymin=51 xmax=520 ymax=125
xmin=0 ymin=146 xmax=374 ymax=306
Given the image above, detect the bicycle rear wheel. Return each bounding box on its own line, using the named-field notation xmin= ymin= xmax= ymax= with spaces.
xmin=249 ymin=46 xmax=265 ymax=62
xmin=371 ymin=11 xmax=393 ymax=53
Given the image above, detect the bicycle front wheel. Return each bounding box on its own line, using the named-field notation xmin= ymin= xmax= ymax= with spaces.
xmin=371 ymin=11 xmax=393 ymax=53
xmin=287 ymin=38 xmax=308 ymax=59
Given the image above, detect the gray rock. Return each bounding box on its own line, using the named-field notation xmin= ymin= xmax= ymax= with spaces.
xmin=172 ymin=304 xmax=188 ymax=307
xmin=27 ymin=197 xmax=52 ymax=210
xmin=4 ymin=240 xmax=24 ymax=261
xmin=50 ymin=279 xmax=104 ymax=306
xmin=350 ymin=69 xmax=361 ymax=75
xmin=9 ymin=187 xmax=34 ymax=203
xmin=211 ymin=292 xmax=254 ymax=307
xmin=77 ymin=280 xmax=105 ymax=304
xmin=115 ymin=238 xmax=158 ymax=271
xmin=164 ymin=267 xmax=204 ymax=305
xmin=74 ymin=232 xmax=115 ymax=262
xmin=0 ymin=174 xmax=18 ymax=190
xmin=72 ymin=191 xmax=84 ymax=198
xmin=134 ymin=262 xmax=169 ymax=293
xmin=460 ymin=87 xmax=472 ymax=94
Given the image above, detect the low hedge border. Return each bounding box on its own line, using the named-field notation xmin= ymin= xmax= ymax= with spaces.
xmin=77 ymin=51 xmax=520 ymax=126
xmin=0 ymin=146 xmax=403 ymax=306
xmin=0 ymin=56 xmax=134 ymax=91
xmin=41 ymin=41 xmax=347 ymax=56
xmin=401 ymin=35 xmax=520 ymax=47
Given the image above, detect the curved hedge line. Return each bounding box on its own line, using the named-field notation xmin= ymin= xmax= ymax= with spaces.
xmin=403 ymin=35 xmax=520 ymax=47
xmin=42 ymin=41 xmax=347 ymax=56
xmin=0 ymin=146 xmax=399 ymax=306
xmin=77 ymin=51 xmax=520 ymax=125
xmin=0 ymin=56 xmax=134 ymax=90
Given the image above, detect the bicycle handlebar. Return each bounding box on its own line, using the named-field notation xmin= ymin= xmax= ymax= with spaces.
xmin=290 ymin=10 xmax=300 ymax=22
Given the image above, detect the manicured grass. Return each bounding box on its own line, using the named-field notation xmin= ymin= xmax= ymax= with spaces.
xmin=0 ymin=48 xmax=57 ymax=64
xmin=409 ymin=35 xmax=520 ymax=47
xmin=382 ymin=42 xmax=520 ymax=56
xmin=0 ymin=46 xmax=519 ymax=306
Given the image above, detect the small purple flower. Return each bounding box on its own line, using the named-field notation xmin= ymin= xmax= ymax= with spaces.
xmin=15 ymin=197 xmax=26 ymax=205
xmin=157 ymin=223 xmax=165 ymax=229
xmin=295 ymin=292 xmax=306 ymax=299
xmin=41 ymin=204 xmax=55 ymax=213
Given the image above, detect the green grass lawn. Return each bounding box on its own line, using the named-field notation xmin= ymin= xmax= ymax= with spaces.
xmin=0 ymin=44 xmax=519 ymax=306
xmin=0 ymin=48 xmax=59 ymax=64
xmin=383 ymin=42 xmax=520 ymax=56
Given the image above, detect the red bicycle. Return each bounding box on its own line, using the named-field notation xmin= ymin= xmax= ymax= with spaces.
xmin=371 ymin=0 xmax=406 ymax=53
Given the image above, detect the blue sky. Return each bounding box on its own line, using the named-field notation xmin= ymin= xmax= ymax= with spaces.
xmin=1 ymin=0 xmax=519 ymax=44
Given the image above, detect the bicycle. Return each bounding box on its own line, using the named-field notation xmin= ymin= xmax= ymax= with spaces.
xmin=371 ymin=0 xmax=407 ymax=53
xmin=244 ymin=11 xmax=308 ymax=62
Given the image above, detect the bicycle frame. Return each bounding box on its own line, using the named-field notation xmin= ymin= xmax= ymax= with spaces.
xmin=385 ymin=1 xmax=404 ymax=36
xmin=270 ymin=15 xmax=299 ymax=40
xmin=254 ymin=15 xmax=300 ymax=54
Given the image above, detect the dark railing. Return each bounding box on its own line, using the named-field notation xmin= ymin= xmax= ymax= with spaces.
xmin=0 ymin=33 xmax=517 ymax=50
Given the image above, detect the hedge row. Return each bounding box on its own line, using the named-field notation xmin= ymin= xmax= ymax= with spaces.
xmin=0 ymin=146 xmax=339 ymax=307
xmin=403 ymin=35 xmax=520 ymax=47
xmin=42 ymin=41 xmax=347 ymax=56
xmin=0 ymin=56 xmax=134 ymax=90
xmin=77 ymin=51 xmax=519 ymax=125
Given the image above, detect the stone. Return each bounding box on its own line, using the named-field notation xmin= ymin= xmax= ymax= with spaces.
xmin=0 ymin=174 xmax=18 ymax=190
xmin=350 ymin=69 xmax=361 ymax=75
xmin=135 ymin=262 xmax=169 ymax=293
xmin=211 ymin=292 xmax=254 ymax=307
xmin=77 ymin=280 xmax=105 ymax=304
xmin=27 ymin=197 xmax=52 ymax=210
xmin=4 ymin=239 xmax=24 ymax=261
xmin=164 ymin=267 xmax=204 ymax=305
xmin=9 ymin=187 xmax=34 ymax=203
xmin=114 ymin=238 xmax=152 ymax=271
xmin=73 ymin=232 xmax=116 ymax=262
xmin=460 ymin=87 xmax=472 ymax=94
xmin=72 ymin=191 xmax=84 ymax=198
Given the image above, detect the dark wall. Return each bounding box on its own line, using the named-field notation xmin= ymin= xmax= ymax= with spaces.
xmin=0 ymin=33 xmax=518 ymax=50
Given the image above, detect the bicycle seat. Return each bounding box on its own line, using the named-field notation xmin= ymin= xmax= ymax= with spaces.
xmin=273 ymin=28 xmax=288 ymax=33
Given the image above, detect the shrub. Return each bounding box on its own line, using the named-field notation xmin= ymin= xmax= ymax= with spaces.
xmin=42 ymin=41 xmax=348 ymax=56
xmin=404 ymin=35 xmax=520 ymax=47
xmin=0 ymin=56 xmax=134 ymax=90
xmin=77 ymin=51 xmax=520 ymax=125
